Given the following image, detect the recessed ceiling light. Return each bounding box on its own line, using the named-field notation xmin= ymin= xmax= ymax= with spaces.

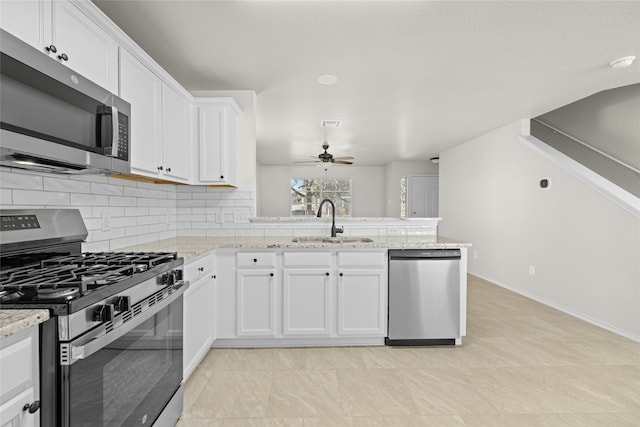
xmin=318 ymin=74 xmax=338 ymax=85
xmin=609 ymin=56 xmax=636 ymax=69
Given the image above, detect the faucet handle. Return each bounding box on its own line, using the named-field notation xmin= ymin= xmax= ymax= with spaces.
xmin=335 ymin=227 xmax=344 ymax=235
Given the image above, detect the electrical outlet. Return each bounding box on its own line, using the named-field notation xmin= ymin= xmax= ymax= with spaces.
xmin=101 ymin=213 xmax=111 ymax=231
xmin=234 ymin=211 xmax=250 ymax=223
xmin=528 ymin=265 xmax=535 ymax=276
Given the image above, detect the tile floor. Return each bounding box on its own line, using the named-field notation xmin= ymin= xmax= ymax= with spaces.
xmin=177 ymin=275 xmax=640 ymax=426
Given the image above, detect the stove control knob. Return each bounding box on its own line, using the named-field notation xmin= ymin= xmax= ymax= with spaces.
xmin=93 ymin=304 xmax=115 ymax=322
xmin=114 ymin=296 xmax=131 ymax=312
xmin=159 ymin=272 xmax=175 ymax=286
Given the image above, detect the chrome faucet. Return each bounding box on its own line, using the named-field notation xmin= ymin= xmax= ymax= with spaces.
xmin=317 ymin=199 xmax=344 ymax=237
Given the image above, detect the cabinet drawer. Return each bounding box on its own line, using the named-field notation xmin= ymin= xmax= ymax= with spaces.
xmin=237 ymin=252 xmax=276 ymax=268
xmin=283 ymin=252 xmax=332 ymax=268
xmin=184 ymin=253 xmax=214 ymax=283
xmin=337 ymin=251 xmax=386 ymax=268
xmin=0 ymin=330 xmax=35 ymax=399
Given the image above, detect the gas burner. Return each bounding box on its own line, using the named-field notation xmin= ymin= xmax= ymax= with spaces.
xmin=0 ymin=288 xmax=23 ymax=303
xmin=134 ymin=264 xmax=148 ymax=273
xmin=36 ymin=287 xmax=80 ymax=300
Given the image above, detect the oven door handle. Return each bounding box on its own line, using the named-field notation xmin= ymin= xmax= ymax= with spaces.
xmin=66 ymin=282 xmax=187 ymax=364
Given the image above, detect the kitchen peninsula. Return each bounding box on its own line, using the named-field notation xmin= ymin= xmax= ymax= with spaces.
xmin=118 ymin=220 xmax=471 ymax=380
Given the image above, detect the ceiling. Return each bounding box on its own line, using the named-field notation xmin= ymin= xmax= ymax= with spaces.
xmin=93 ymin=1 xmax=640 ymax=166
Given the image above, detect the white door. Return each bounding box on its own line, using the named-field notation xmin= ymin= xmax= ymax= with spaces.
xmin=337 ymin=269 xmax=386 ymax=336
xmin=198 ymin=105 xmax=226 ymax=183
xmin=0 ymin=388 xmax=37 ymax=427
xmin=236 ymin=270 xmax=276 ymax=337
xmin=52 ymin=0 xmax=118 ymax=93
xmin=161 ymin=84 xmax=191 ymax=181
xmin=282 ymin=270 xmax=331 ymax=336
xmin=119 ymin=49 xmax=163 ymax=177
xmin=408 ymin=174 xmax=439 ymax=217
xmin=0 ymin=0 xmax=51 ymax=52
xmin=183 ymin=275 xmax=214 ymax=380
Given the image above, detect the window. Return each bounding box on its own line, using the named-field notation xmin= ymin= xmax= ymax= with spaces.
xmin=400 ymin=176 xmax=407 ymax=218
xmin=291 ymin=178 xmax=351 ymax=217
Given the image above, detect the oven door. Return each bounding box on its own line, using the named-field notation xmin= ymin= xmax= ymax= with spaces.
xmin=60 ymin=287 xmax=184 ymax=427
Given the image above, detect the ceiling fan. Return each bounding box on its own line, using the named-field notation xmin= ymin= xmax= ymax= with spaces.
xmin=294 ymin=142 xmax=354 ymax=165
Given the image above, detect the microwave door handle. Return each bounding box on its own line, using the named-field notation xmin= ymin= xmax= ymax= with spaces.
xmin=109 ymin=106 xmax=118 ymax=157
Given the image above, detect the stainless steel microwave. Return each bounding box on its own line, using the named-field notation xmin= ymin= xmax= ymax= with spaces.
xmin=0 ymin=29 xmax=130 ymax=175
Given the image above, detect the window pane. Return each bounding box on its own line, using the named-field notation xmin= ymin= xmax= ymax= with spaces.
xmin=291 ymin=178 xmax=351 ymax=217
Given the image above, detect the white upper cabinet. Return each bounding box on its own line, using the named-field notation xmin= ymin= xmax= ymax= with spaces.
xmin=119 ymin=48 xmax=163 ymax=176
xmin=51 ymin=1 xmax=118 ymax=93
xmin=0 ymin=0 xmax=51 ymax=51
xmin=119 ymin=48 xmax=191 ymax=183
xmin=161 ymin=84 xmax=192 ymax=182
xmin=196 ymin=99 xmax=241 ymax=186
xmin=0 ymin=0 xmax=118 ymax=93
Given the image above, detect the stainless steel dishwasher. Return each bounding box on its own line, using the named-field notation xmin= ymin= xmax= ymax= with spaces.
xmin=386 ymin=249 xmax=461 ymax=346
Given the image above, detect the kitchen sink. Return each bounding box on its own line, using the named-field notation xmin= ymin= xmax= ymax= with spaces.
xmin=292 ymin=236 xmax=374 ymax=243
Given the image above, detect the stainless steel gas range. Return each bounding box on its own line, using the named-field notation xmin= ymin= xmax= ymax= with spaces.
xmin=0 ymin=209 xmax=186 ymax=427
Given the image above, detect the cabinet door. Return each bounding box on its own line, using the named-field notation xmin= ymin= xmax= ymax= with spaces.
xmin=236 ymin=270 xmax=276 ymax=337
xmin=283 ymin=269 xmax=331 ymax=336
xmin=162 ymin=84 xmax=191 ymax=182
xmin=0 ymin=0 xmax=51 ymax=52
xmin=199 ymin=105 xmax=226 ymax=183
xmin=52 ymin=0 xmax=118 ymax=93
xmin=197 ymin=100 xmax=239 ymax=185
xmin=184 ymin=275 xmax=214 ymax=380
xmin=337 ymin=269 xmax=386 ymax=336
xmin=119 ymin=49 xmax=163 ymax=177
xmin=0 ymin=388 xmax=37 ymax=427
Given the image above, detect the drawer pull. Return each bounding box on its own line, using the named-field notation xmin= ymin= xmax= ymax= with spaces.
xmin=198 ymin=267 xmax=204 ymax=272
xmin=270 ymin=273 xmax=274 ymax=277
xmin=253 ymin=258 xmax=258 ymax=263
xmin=23 ymin=401 xmax=40 ymax=414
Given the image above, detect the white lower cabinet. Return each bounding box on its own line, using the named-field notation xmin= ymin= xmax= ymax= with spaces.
xmin=236 ymin=269 xmax=276 ymax=337
xmin=183 ymin=254 xmax=215 ymax=380
xmin=282 ymin=270 xmax=331 ymax=336
xmin=0 ymin=326 xmax=39 ymax=427
xmin=215 ymin=248 xmax=387 ymax=346
xmin=337 ymin=269 xmax=386 ymax=336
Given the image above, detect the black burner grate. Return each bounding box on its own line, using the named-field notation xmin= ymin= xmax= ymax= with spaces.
xmin=0 ymin=251 xmax=177 ymax=304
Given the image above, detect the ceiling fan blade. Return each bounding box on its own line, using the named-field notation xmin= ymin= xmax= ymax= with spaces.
xmin=333 ymin=160 xmax=353 ymax=165
xmin=293 ymin=160 xmax=320 ymax=163
xmin=332 ymin=156 xmax=354 ymax=161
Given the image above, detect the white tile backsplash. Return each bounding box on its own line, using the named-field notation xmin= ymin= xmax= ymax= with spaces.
xmin=2 ymin=168 xmax=436 ymax=250
xmin=13 ymin=189 xmax=69 ymax=205
xmin=0 ymin=171 xmax=43 ymax=190
xmin=44 ymin=177 xmax=91 ymax=193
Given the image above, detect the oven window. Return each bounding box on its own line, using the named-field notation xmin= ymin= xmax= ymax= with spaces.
xmin=67 ymin=298 xmax=183 ymax=426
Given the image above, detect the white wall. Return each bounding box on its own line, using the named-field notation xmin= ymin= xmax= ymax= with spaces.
xmin=439 ymin=121 xmax=640 ymax=340
xmin=383 ymin=161 xmax=438 ymax=217
xmin=258 ymin=165 xmax=385 ymax=217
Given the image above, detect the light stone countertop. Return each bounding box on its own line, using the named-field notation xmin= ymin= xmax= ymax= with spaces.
xmin=118 ymin=235 xmax=471 ymax=261
xmin=0 ymin=309 xmax=49 ymax=340
xmin=250 ymin=217 xmax=442 ymax=222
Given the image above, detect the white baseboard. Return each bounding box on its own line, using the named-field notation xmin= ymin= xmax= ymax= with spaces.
xmin=470 ymin=272 xmax=640 ymax=343
xmin=211 ymin=337 xmax=385 ymax=348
